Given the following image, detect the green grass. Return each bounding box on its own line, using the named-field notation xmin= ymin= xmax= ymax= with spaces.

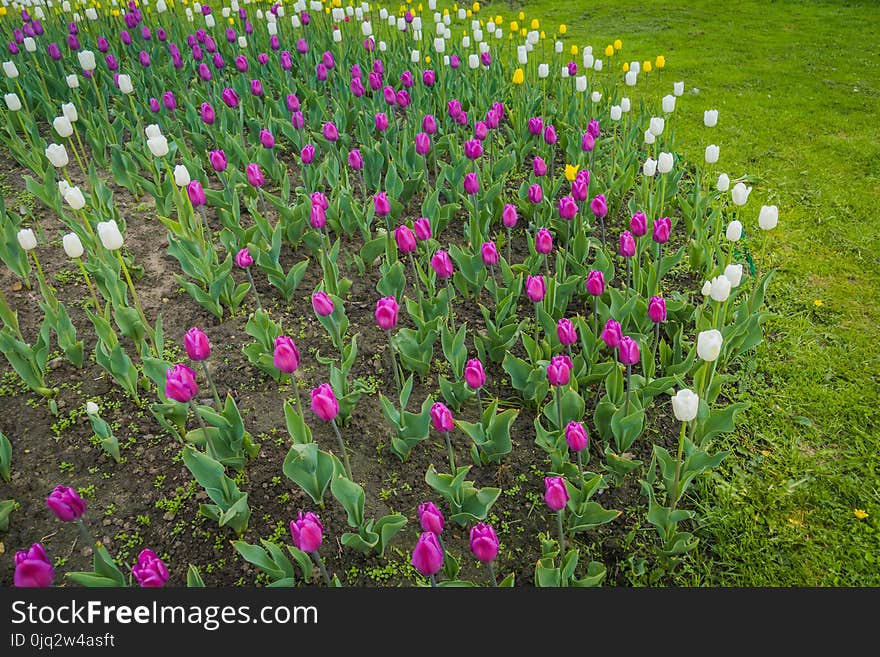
xmin=507 ymin=0 xmax=880 ymax=584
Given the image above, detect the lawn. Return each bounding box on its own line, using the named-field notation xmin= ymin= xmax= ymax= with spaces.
xmin=515 ymin=0 xmax=880 ymax=584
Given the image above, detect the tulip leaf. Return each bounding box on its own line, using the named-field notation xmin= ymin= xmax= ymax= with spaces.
xmin=284 ymin=401 xmax=314 ymax=445
xmin=331 ymin=475 xmax=366 ymax=529
xmin=0 ymin=499 xmax=18 ymax=532
xmin=282 ymin=443 xmax=341 ymax=506
xmin=186 ymin=565 xmax=206 ymax=588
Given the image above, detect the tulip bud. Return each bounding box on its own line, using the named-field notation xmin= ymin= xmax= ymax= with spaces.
xmin=147 ymin=136 xmax=169 ymax=158
xmin=310 ymin=383 xmax=339 ymax=421
xmin=619 ymin=231 xmax=636 ymax=258
xmin=724 ymin=264 xmax=744 ymax=288
xmin=184 ymin=327 xmax=211 ymax=361
xmin=173 ymin=165 xmax=191 ymax=187
xmin=652 ymin=217 xmax=671 ymax=244
xmin=132 ymin=549 xmax=169 ymax=588
xmin=45 ymin=143 xmax=69 ymax=168
xmin=502 ymin=204 xmax=518 ymax=228
xmin=17 ymin=228 xmax=37 ymax=251
xmin=586 ymin=270 xmax=605 ymax=296
xmin=662 ymin=94 xmax=676 ymax=113
xmin=704 ymin=109 xmax=718 ymax=127
xmin=375 ymin=296 xmax=399 ymax=331
xmin=590 ymin=194 xmax=608 ymax=219
xmin=717 ymin=173 xmax=731 ymax=192
xmin=671 ymin=389 xmax=699 ymax=422
xmin=564 ymin=421 xmax=588 ymax=452
xmin=430 ymin=249 xmax=454 ymax=279
xmin=731 ymin=182 xmax=752 ymax=206
xmin=557 ymin=318 xmax=578 ymax=346
xmin=64 ymin=187 xmax=85 ymax=210
xmin=414 ymin=218 xmax=432 ymax=241
xmin=52 ymin=116 xmax=73 ymax=138
xmin=246 ymin=163 xmax=265 ymax=188
xmin=657 ymin=152 xmax=674 ymax=174
xmin=618 ymin=336 xmax=641 ymax=365
xmin=758 ymin=205 xmax=779 ymax=230
xmin=469 ymin=523 xmax=499 ymax=564
xmin=311 ymin=292 xmax=334 ymax=317
xmin=526 ymin=275 xmax=546 ymax=302
xmin=464 ymin=358 xmax=486 ymax=390
xmin=394 ymin=225 xmax=417 ymax=254
xmin=411 ymin=531 xmax=443 ymax=577
xmin=643 ymin=158 xmax=657 ymax=177
xmin=648 ymin=296 xmax=667 ymax=323
xmin=418 ymin=502 xmax=444 ymax=535
xmin=673 ymin=81 xmax=685 ymax=96
xmin=630 ymin=212 xmax=648 ymax=237
xmin=4 ymin=92 xmax=21 ymax=111
xmin=46 ymin=485 xmax=87 ymax=522
xmin=481 ymin=241 xmax=499 ymax=267
xmin=290 ymin=512 xmax=323 ymax=553
xmin=546 ymin=354 xmax=572 ymax=387
xmin=62 ymin=233 xmax=84 ymax=259
xmin=13 ymin=543 xmax=54 ymax=588
xmin=726 ymin=220 xmax=743 ymax=241
xmin=600 ymin=319 xmax=623 ymax=349
xmin=697 ymin=329 xmax=723 ymax=362
xmin=649 ymin=116 xmax=665 ymax=137
xmin=3 ymin=60 xmax=19 ymax=78
xmin=709 ymin=274 xmax=732 ymax=302
xmin=66 ymin=74 xmax=80 ymax=89
xmin=117 ymin=74 xmax=134 ymax=94
xmin=705 ymin=144 xmax=720 ymax=164
xmin=97 ymin=220 xmax=124 ymax=250
xmin=544 ymin=476 xmax=569 ymax=511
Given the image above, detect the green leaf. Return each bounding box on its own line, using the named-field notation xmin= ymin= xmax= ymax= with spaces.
xmin=186 ymin=564 xmax=206 ymax=587
xmin=330 ymin=475 xmax=366 ymax=529
xmin=0 ymin=431 xmax=11 ymax=482
xmin=282 ymin=443 xmax=341 ymax=505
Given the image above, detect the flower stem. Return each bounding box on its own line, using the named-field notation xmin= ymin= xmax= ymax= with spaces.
xmin=200 ymin=360 xmax=222 ymax=409
xmin=487 ymin=561 xmax=498 ymax=587
xmin=331 ymin=418 xmax=353 ymax=480
xmin=245 ymin=266 xmax=262 ymax=310
xmin=556 ymin=508 xmax=565 ymax=553
xmin=624 ymin=363 xmax=632 ymax=417
xmin=669 ymin=420 xmax=688 ymax=511
xmin=311 ymin=551 xmax=332 ymax=586
xmin=386 ymin=332 xmax=401 ymax=397
xmin=76 ymin=258 xmax=103 ymax=315
xmin=443 ymin=431 xmax=456 ymax=472
xmin=116 ymin=250 xmax=158 ymax=358
xmin=555 ymin=385 xmax=564 ymax=431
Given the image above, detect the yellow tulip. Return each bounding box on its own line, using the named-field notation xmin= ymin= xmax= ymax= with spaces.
xmin=643 ymin=60 xmax=652 ymax=72
xmin=531 ymin=18 xmax=539 ymax=29
xmin=520 ymin=28 xmax=526 ymax=37
xmin=510 ymin=21 xmax=519 ymax=31
xmin=0 ymin=6 xmax=7 ymax=16
xmin=512 ymin=68 xmax=524 ymax=84
xmin=228 ymin=16 xmax=234 ymax=24
xmin=604 ymin=44 xmax=614 ymax=57
xmin=518 ymin=11 xmax=525 ymax=20
xmin=655 ymin=55 xmax=666 ymax=69
xmin=614 ymin=39 xmax=622 ymax=50
xmin=570 ymin=45 xmax=578 ymax=56
xmin=324 ymin=7 xmax=330 ymax=13
xmin=112 ymin=8 xmax=120 ymax=15
xmin=467 ymin=9 xmax=472 ymax=17
xmin=425 ymin=55 xmax=431 ymax=64
xmin=540 ymin=30 xmax=545 ymax=40
xmin=623 ymin=62 xmax=629 ymax=72
xmin=453 ymin=3 xmax=459 ymax=10
xmin=559 ymin=24 xmax=567 ymax=35
xmin=472 ymin=2 xmax=480 ymax=11
xmin=564 ymin=164 xmax=580 ymax=182
xmin=418 ymin=3 xmax=423 ymax=10
xmin=443 ymin=8 xmax=449 ymax=15
xmin=495 ymin=15 xmax=503 ymax=24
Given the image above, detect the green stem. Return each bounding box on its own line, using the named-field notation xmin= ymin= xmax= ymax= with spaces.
xmin=669 ymin=420 xmax=688 ymax=511
xmin=443 ymin=431 xmax=456 ymax=473
xmin=555 ymin=385 xmax=564 ymax=431
xmin=487 ymin=561 xmax=498 ymax=587
xmin=331 ymin=418 xmax=352 ymax=481
xmin=387 ymin=332 xmax=401 ymax=397
xmin=245 ymin=267 xmax=262 ymax=310
xmin=556 ymin=508 xmax=565 ymax=553
xmin=76 ymin=257 xmax=103 ymax=315
xmin=311 ymin=551 xmax=332 ymax=586
xmin=116 ymin=250 xmax=158 ymax=358
xmin=624 ymin=363 xmax=632 ymax=417
xmin=200 ymin=360 xmax=222 ymax=409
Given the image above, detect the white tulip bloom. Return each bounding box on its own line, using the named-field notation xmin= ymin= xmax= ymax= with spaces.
xmin=238 ymin=36 xmax=247 ymax=48
xmin=662 ymin=94 xmax=676 ymax=113
xmin=704 ymin=109 xmax=718 ymax=127
xmin=724 ymin=264 xmax=744 ymax=288
xmin=173 ymin=165 xmax=191 ymax=187
xmin=45 ymin=143 xmax=70 ymax=168
xmin=593 ymin=59 xmax=603 ymax=71
xmin=144 ymin=124 xmax=162 ymax=140
xmin=701 ymin=280 xmax=712 ymax=296
xmin=673 ymin=81 xmax=685 ymax=96
xmin=4 ymin=93 xmax=21 ymax=111
xmin=649 ymin=116 xmax=665 ymax=136
xmin=583 ymin=52 xmax=594 ymax=68
xmin=621 ymin=97 xmax=631 ymax=112
xmin=62 ymin=103 xmax=78 ymax=123
xmin=731 ymin=182 xmax=752 ymax=206
xmin=468 ymin=53 xmax=479 ymax=69
xmin=538 ymin=63 xmax=549 ymax=78
xmin=657 ymin=152 xmax=674 ymax=174
xmin=759 ymin=205 xmax=779 ymax=230
xmin=610 ymin=105 xmax=622 ymax=121
xmin=77 ymin=50 xmax=96 ymax=71
xmin=17 ymin=228 xmax=37 ymax=251
xmin=66 ymin=74 xmax=80 ymax=89
xmin=705 ymin=144 xmax=719 ymax=164
xmin=671 ymin=389 xmax=699 ymax=422
xmin=86 ymin=401 xmax=100 ymax=415
xmin=709 ymin=274 xmax=732 ymax=302
xmin=434 ymin=37 xmax=445 ymax=52
xmin=554 ymin=40 xmax=563 ymax=54
xmin=697 ymin=329 xmax=723 ymax=362
xmin=97 ymin=220 xmax=124 ymax=251
xmin=147 ymin=135 xmax=170 ymax=158
xmin=726 ymin=220 xmax=743 ymax=241
xmin=629 ymin=61 xmax=640 ymax=75
xmin=53 ymin=116 xmax=74 ymax=138
xmin=117 ymin=74 xmax=134 ymax=95
xmin=63 ymin=233 xmax=84 ymax=259
xmin=64 ymin=186 xmax=86 ymax=210
xmin=575 ymin=76 xmax=587 ymax=93
xmin=716 ymin=173 xmax=730 ymax=192
xmin=591 ymin=91 xmax=601 ymax=103
xmin=24 ymin=37 xmax=36 ymax=53
xmin=644 ymin=129 xmax=656 ymax=145
xmin=517 ymin=46 xmax=527 ymax=64
xmin=411 ymin=50 xmax=420 ymax=63
xmin=643 ymin=158 xmax=657 ymax=177
xmin=3 ymin=61 xmax=19 ymax=79
xmin=625 ymin=70 xmax=637 ymax=86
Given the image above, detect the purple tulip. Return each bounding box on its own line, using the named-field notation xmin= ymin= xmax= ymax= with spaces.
xmin=586 ymin=270 xmax=605 ymax=296
xmin=630 ymin=211 xmax=647 ymax=237
xmin=397 ymin=90 xmax=412 ymax=109
xmin=464 ymin=139 xmax=483 ymax=160
xmin=450 ymin=55 xmax=461 ymax=69
xmin=535 ymin=228 xmax=553 ymax=255
xmin=588 ymin=119 xmax=601 ymax=139
xmin=186 ymin=181 xmax=207 ymax=208
xmin=245 ymin=163 xmax=264 ymax=187
xmin=348 ymin=149 xmax=364 ymax=170
xmin=422 ymin=69 xmax=436 ymax=86
xmin=652 ymin=217 xmax=671 ymax=244
xmin=431 ymin=250 xmax=454 ymax=279
xmin=502 ymin=204 xmax=518 ymax=228
xmin=464 ymin=358 xmax=486 ymax=390
xmin=322 ymin=122 xmax=339 ymax=142
xmin=481 ymin=241 xmax=499 ymax=267
xmin=198 ymin=63 xmax=212 ymax=81
xmin=648 ymin=296 xmax=667 ymax=323
xmin=161 ymin=92 xmax=176 ymax=111
xmin=547 ymin=355 xmax=573 ymax=387
xmin=235 ymin=247 xmax=254 ymax=268
xmin=544 ymin=477 xmax=570 ymax=511
xmin=47 ymin=43 xmax=62 ymax=60
xmin=447 ymin=99 xmax=463 ymax=120
xmin=430 ymin=402 xmax=454 ymax=433
xmin=14 ymin=544 xmax=54 ymax=588
xmin=567 ymin=61 xmax=578 ymax=76
xmin=414 ymin=218 xmax=432 ymax=241
xmin=532 ymin=156 xmax=547 ymax=177
xmin=310 ymin=383 xmax=339 ymax=422
xmin=526 ymin=275 xmax=546 ymax=302
xmin=469 ymin=523 xmax=499 ymax=564
xmin=368 ymin=71 xmax=382 ymax=91
xmin=165 ymin=364 xmax=198 ymax=403
xmin=258 ymin=129 xmax=275 ymax=149
xmin=600 ymin=319 xmax=623 ymax=349
xmin=221 ymin=87 xmax=240 ymax=108
xmin=312 ymin=292 xmax=334 ymax=316
xmin=422 ymin=114 xmax=437 ymax=134
xmin=208 ymin=149 xmax=227 ymax=173
xmin=571 ymin=177 xmax=588 ymax=202
xmin=310 ymin=204 xmax=326 ymax=231
xmin=591 ymin=194 xmax=608 ymax=219
xmin=544 ymin=124 xmax=558 ymax=145
xmin=149 ymin=97 xmax=160 ymax=113
xmin=481 ymin=51 xmax=492 ymax=67
xmin=415 ymin=132 xmax=431 ymax=156
xmin=200 ymin=102 xmax=215 ymax=125
xmin=395 ymin=225 xmax=417 ymax=254
xmin=375 ymin=112 xmax=389 ymax=132
xmin=557 ymin=318 xmax=578 ymax=346
xmin=619 ymin=231 xmax=636 ymax=258
xmin=131 ymin=549 xmax=169 ymax=588
xmin=311 ymin=191 xmax=330 ymax=211
xmin=322 ymin=51 xmax=335 ymax=69
xmin=382 ymin=85 xmax=396 ymax=105
xmin=618 ymin=336 xmax=641 ymax=365
xmin=296 ymin=38 xmax=308 ymax=55
xmin=46 ymin=485 xmax=87 ymax=522
xmin=528 ymin=183 xmax=543 ymax=205
xmin=411 ymin=531 xmax=443 ymax=577
xmin=418 ymin=502 xmax=444 ymax=535
xmin=291 ymin=111 xmax=305 ymax=129
xmin=372 ymin=59 xmax=384 ymax=74
xmin=528 ymin=116 xmax=544 ymax=135
xmin=250 ymin=79 xmax=263 ymax=96
xmin=274 ymin=336 xmax=300 ymax=373
xmin=581 ymin=132 xmax=595 ymax=152
xmin=280 ymin=50 xmax=293 ymax=70
xmin=559 ymin=196 xmax=578 ymax=221
xmin=290 ymin=512 xmax=323 ymax=553
xmin=373 ymin=192 xmax=391 ymax=217
xmin=138 ymin=50 xmax=150 ymax=67
xmin=474 ymin=121 xmax=489 ymax=141
xmin=375 ymin=296 xmax=399 ymax=331
xmin=184 ymin=327 xmax=211 ymax=361
xmin=350 ymin=77 xmax=366 ymax=97
xmin=565 ymin=421 xmax=589 ymax=452
xmin=464 ymin=172 xmax=480 ymax=195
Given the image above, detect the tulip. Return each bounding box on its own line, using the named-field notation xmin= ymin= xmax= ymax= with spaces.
xmin=705 ymin=144 xmax=720 ymax=164
xmin=533 ymin=156 xmax=547 ymax=177
xmin=373 ymin=192 xmax=391 ymax=217
xmin=14 ymin=544 xmax=54 ymax=588
xmin=556 ymin=318 xmax=578 ymax=347
xmin=464 ymin=358 xmax=486 ymax=391
xmin=653 ymin=217 xmax=671 ymax=244
xmin=274 ymin=336 xmax=300 ymax=374
xmin=586 ymin=270 xmax=605 ymax=297
xmin=97 ymin=220 xmax=124 ymax=251
xmin=544 ymin=476 xmax=569 ymax=511
xmin=348 ymin=149 xmax=364 ymax=171
xmin=704 ymin=109 xmax=719 ymax=128
xmin=209 ymin=150 xmax=227 ymax=173
xmin=600 ymin=319 xmax=623 ymax=350
xmin=709 ymin=274 xmax=732 ymax=302
xmin=63 ymin=233 xmax=84 ymax=259
xmin=4 ymin=92 xmax=21 ymax=111
xmin=581 ymin=132 xmax=595 ymax=152
xmin=411 ymin=531 xmax=444 ymax=580
xmin=590 ymin=194 xmax=608 ymax=219
xmin=619 ymin=336 xmax=640 ymax=365
xmin=17 ymin=228 xmax=36 ymax=251
xmin=431 ymin=402 xmax=455 ymax=434
xmin=759 ymin=205 xmax=779 ymax=230
xmin=662 ymin=94 xmax=676 ymax=113
xmin=173 ymin=165 xmax=191 ymax=187
xmin=731 ymin=182 xmax=752 ymax=206
xmin=463 ymin=172 xmax=479 ymax=195
xmin=674 ymin=81 xmax=685 ymax=96
xmin=147 ymin=136 xmax=169 ymax=158
xmin=246 ymin=163 xmax=264 ymax=188
xmin=671 ymin=389 xmax=699 ymax=422
xmin=717 ymin=173 xmax=731 ymax=192
xmin=415 ymin=132 xmax=431 ymax=156
xmin=528 ymin=116 xmax=544 ymax=135
xmin=221 ymin=87 xmax=240 ymax=108
xmin=547 ymin=354 xmax=573 ymax=387
xmin=322 ymin=122 xmax=339 ymax=142
xmin=535 ymin=228 xmax=553 ymax=256
xmin=619 ymin=231 xmax=636 ymax=258
xmin=657 ymin=152 xmax=674 ymax=175
xmin=469 ymin=522 xmax=499 ymax=569
xmin=165 ymin=363 xmax=198 ymax=403
xmin=726 ymin=220 xmax=743 ymax=241
xmin=375 ymin=112 xmax=389 ymax=132
xmin=648 ymin=296 xmax=667 ymax=324
xmin=259 ymin=129 xmax=275 ymax=149
xmin=527 ymin=183 xmax=543 ymax=205
xmin=565 ymin=421 xmax=589 ymax=453
xmin=725 ymin=264 xmax=744 ymax=288
xmin=311 ymin=384 xmax=339 ymax=422
xmin=131 ymin=549 xmax=169 ymax=588
xmin=649 ymin=116 xmax=665 ymax=136
xmin=46 ymin=485 xmax=87 ymax=522
xmin=290 ymin=512 xmax=324 ymax=553
xmin=184 ymin=327 xmax=211 ymax=361
xmin=502 ymin=204 xmax=518 ymax=229
xmin=697 ymin=329 xmax=723 ymax=362
xmin=644 ymin=130 xmax=656 ymax=145
xmin=559 ymin=196 xmax=578 ymax=221
xmin=431 ymin=250 xmax=454 ymax=279
xmin=395 ymin=225 xmax=417 ymax=254
xmin=186 ymin=181 xmax=206 ymax=208
xmin=312 ymin=292 xmax=334 ymax=317
xmin=526 ymin=275 xmax=546 ymax=303
xmin=375 ymin=296 xmax=399 ymax=331
xmin=418 ymin=502 xmax=444 ymax=535
xmin=544 ymin=124 xmax=558 ymax=145
xmin=45 ymin=143 xmax=69 ymax=168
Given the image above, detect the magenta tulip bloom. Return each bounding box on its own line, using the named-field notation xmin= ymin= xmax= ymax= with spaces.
xmin=619 ymin=336 xmax=641 ymax=365
xmin=245 ymin=163 xmax=264 ymax=187
xmin=14 ymin=543 xmax=54 ymax=588
xmin=591 ymin=194 xmax=608 ymax=219
xmin=464 ymin=139 xmax=483 ymax=160
xmin=310 ymin=384 xmax=339 ymax=422
xmin=422 ymin=114 xmax=437 ymax=134
xmin=310 ymin=203 xmax=326 ymax=230
xmin=200 ymin=102 xmax=215 ymax=125
xmin=543 ymin=124 xmax=558 ymax=145
xmin=544 ymin=477 xmax=569 ymax=511
xmin=533 ymin=156 xmax=547 ymax=177
xmin=184 ymin=327 xmax=211 ymax=361
xmin=418 ymin=502 xmax=444 ymax=535
xmin=469 ymin=523 xmax=499 ymax=564
xmin=375 ymin=112 xmax=389 ymax=132
xmin=397 ymin=91 xmax=411 ymax=110
xmin=619 ymin=231 xmax=636 ymax=258
xmin=382 ymin=85 xmax=396 ymax=105
xmin=653 ymin=217 xmax=671 ymax=244
xmin=250 ymin=79 xmax=264 ymax=96
xmin=648 ymin=296 xmax=667 ymax=323
xmin=414 ymin=218 xmax=432 ymax=241
xmin=291 ymin=111 xmax=305 ymax=129
xmin=312 ymin=292 xmax=334 ymax=316
xmin=565 ymin=421 xmax=589 ymax=452
xmin=46 ymin=485 xmax=86 ymax=522
xmin=422 ymin=69 xmax=436 ymax=86
xmin=208 ymin=149 xmax=227 ymax=172
xmin=571 ymin=177 xmax=588 ymax=202
xmin=431 ymin=250 xmax=454 ymax=279
xmin=474 ymin=121 xmax=489 ymax=141
xmin=186 ymin=181 xmax=207 ymax=208
xmin=527 ymin=116 xmax=544 ymax=135
xmin=526 ymin=275 xmax=546 ymax=303
xmin=547 ymin=355 xmax=573 ymax=387
xmin=290 ymin=512 xmax=323 ymax=553
xmin=348 ymin=149 xmax=364 ymax=170
xmin=273 ymin=336 xmax=300 ymax=373
xmin=430 ymin=402 xmax=454 ymax=433
xmin=415 ymin=132 xmax=431 ymax=156
xmin=463 ymin=172 xmax=480 ymax=195
xmin=586 ymin=270 xmax=605 ymax=296
xmin=481 ymin=241 xmax=499 ymax=267
xmin=559 ymin=196 xmax=578 ymax=221
xmin=392 ymin=226 xmax=416 ymax=255
xmin=131 ymin=549 xmax=169 ymax=588
xmin=259 ymin=129 xmax=275 ymax=149
xmin=411 ymin=531 xmax=444 ymax=577
xmin=630 ymin=211 xmax=647 ymax=237
xmin=235 ymin=247 xmax=253 ymax=268
xmin=322 ymin=122 xmax=339 ymax=142
xmin=600 ymin=319 xmax=623 ymax=349
xmin=557 ymin=318 xmax=578 ymax=346
xmin=567 ymin=61 xmax=578 ymax=76
xmin=312 ymin=192 xmax=330 ymax=211
xmin=401 ymin=70 xmax=414 ymax=87
xmin=535 ymin=228 xmax=553 ymax=255
xmin=301 ymin=144 xmax=315 ymax=164
xmin=165 ymin=364 xmax=198 ymax=403
xmin=221 ymin=87 xmax=240 ymax=108
xmin=527 ymin=183 xmax=543 ymax=205
xmin=375 ymin=296 xmax=399 ymax=331
xmin=373 ymin=192 xmax=391 ymax=217
xmin=582 ymin=132 xmax=595 ymax=152
xmin=502 ymin=204 xmax=518 ymax=228
xmin=464 ymin=358 xmax=486 ymax=390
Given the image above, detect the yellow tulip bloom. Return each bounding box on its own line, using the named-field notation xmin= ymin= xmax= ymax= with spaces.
xmin=559 ymin=24 xmax=567 ymax=35
xmin=495 ymin=15 xmax=503 ymax=24
xmin=531 ymin=18 xmax=539 ymax=29
xmin=623 ymin=62 xmax=629 ymax=72
xmin=518 ymin=11 xmax=525 ymax=20
xmin=540 ymin=30 xmax=545 ymax=40
xmin=466 ymin=9 xmax=472 ymax=17
xmin=655 ymin=55 xmax=666 ymax=69
xmin=643 ymin=60 xmax=652 ymax=72
xmin=614 ymin=39 xmax=622 ymax=50
xmin=228 ymin=16 xmax=234 ymax=24
xmin=604 ymin=44 xmax=614 ymax=57
xmin=472 ymin=2 xmax=480 ymax=11
xmin=510 ymin=21 xmax=519 ymax=31
xmin=512 ymin=68 xmax=524 ymax=84
xmin=425 ymin=55 xmax=431 ymax=64
xmin=520 ymin=28 xmax=527 ymax=37
xmin=564 ymin=164 xmax=580 ymax=182
xmin=570 ymin=45 xmax=579 ymax=56
xmin=0 ymin=7 xmax=7 ymax=17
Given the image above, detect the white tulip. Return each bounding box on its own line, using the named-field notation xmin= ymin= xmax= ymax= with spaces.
xmin=657 ymin=152 xmax=674 ymax=174
xmin=433 ymin=37 xmax=445 ymax=52
xmin=291 ymin=15 xmax=301 ymax=28
xmin=610 ymin=105 xmax=622 ymax=121
xmin=3 ymin=61 xmax=19 ymax=79
xmin=625 ymin=70 xmax=637 ymax=86
xmin=759 ymin=205 xmax=779 ymax=230
xmin=591 ymin=91 xmax=601 ymax=103
xmin=726 ymin=220 xmax=742 ymax=241
xmin=147 ymin=135 xmax=169 ymax=158
xmin=66 ymin=74 xmax=80 ymax=89
xmin=593 ymin=59 xmax=603 ymax=71
xmin=117 ymin=74 xmax=134 ymax=95
xmin=457 ymin=8 xmax=466 ymax=19
xmin=414 ymin=18 xmax=424 ymax=31
xmin=45 ymin=143 xmax=70 ymax=168
xmin=86 ymin=401 xmax=100 ymax=415
xmin=697 ymin=329 xmax=723 ymax=362
xmin=443 ymin=56 xmax=449 ymax=66
xmin=267 ymin=21 xmax=277 ymax=36
xmin=4 ymin=93 xmax=21 ymax=111
xmin=63 ymin=233 xmax=84 ymax=259
xmin=468 ymin=53 xmax=479 ymax=69
xmin=24 ymin=37 xmax=36 ymax=53
xmin=362 ymin=21 xmax=373 ymax=36
xmin=85 ymin=7 xmax=98 ymax=20
xmin=53 ymin=116 xmax=73 ymax=138
xmin=378 ymin=41 xmax=387 ymax=52
xmin=62 ymin=102 xmax=78 ymax=123
xmin=705 ymin=144 xmax=719 ymax=164
xmin=77 ymin=50 xmax=96 ymax=71
xmin=379 ymin=7 xmax=388 ymax=19
xmin=673 ymin=81 xmax=685 ymax=96
xmin=643 ymin=158 xmax=657 ymax=177
xmin=332 ymin=29 xmax=341 ymax=43
xmin=97 ymin=220 xmax=124 ymax=251
xmin=621 ymin=97 xmax=631 ymax=112
xmin=671 ymin=389 xmax=699 ymax=422
xmin=173 ymin=165 xmax=191 ymax=187
xmin=58 ymin=180 xmax=72 ymax=197
xmin=629 ymin=61 xmax=640 ymax=75
xmin=724 ymin=264 xmax=744 ymax=288
xmin=649 ymin=116 xmax=665 ymax=136
xmin=582 ymin=52 xmax=594 ymax=68
xmin=716 ymin=173 xmax=730 ymax=192
xmin=410 ymin=49 xmax=420 ymax=63
xmin=554 ymin=40 xmax=563 ymax=54
xmin=157 ymin=0 xmax=168 ymax=13
xmin=662 ymin=94 xmax=676 ymax=113
xmin=17 ymin=228 xmax=37 ymax=251
xmin=64 ymin=186 xmax=86 ymax=210
xmin=731 ymin=182 xmax=752 ymax=206
xmin=144 ymin=124 xmax=162 ymax=140
xmin=538 ymin=63 xmax=549 ymax=78
xmin=575 ymin=76 xmax=587 ymax=93
xmin=704 ymin=109 xmax=718 ymax=127
xmin=709 ymin=274 xmax=731 ymax=302
xmin=517 ymin=46 xmax=527 ymax=64
xmin=701 ymin=280 xmax=712 ymax=296
xmin=644 ymin=129 xmax=656 ymax=145
xmin=238 ymin=36 xmax=247 ymax=48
